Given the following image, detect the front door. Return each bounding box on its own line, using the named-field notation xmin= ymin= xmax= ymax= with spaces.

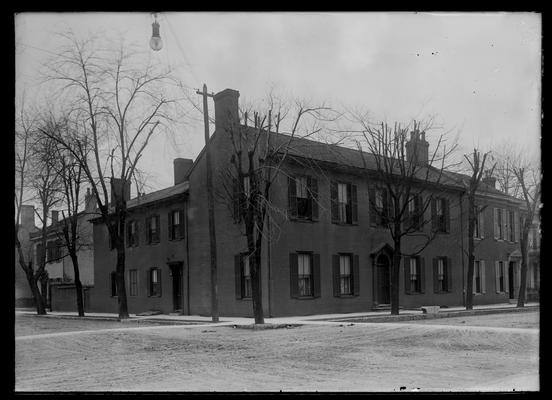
xmin=376 ymin=254 xmax=391 ymax=304
xmin=169 ymin=263 xmax=183 ymax=312
xmin=508 ymin=262 xmax=515 ymax=299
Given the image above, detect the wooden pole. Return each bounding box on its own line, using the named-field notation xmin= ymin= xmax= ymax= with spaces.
xmin=197 ymin=83 xmax=219 ymax=322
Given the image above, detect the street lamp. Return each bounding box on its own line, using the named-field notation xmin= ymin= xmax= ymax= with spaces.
xmin=150 ymin=13 xmax=163 ymax=51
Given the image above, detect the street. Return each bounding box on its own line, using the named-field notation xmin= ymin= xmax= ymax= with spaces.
xmin=15 ymin=311 xmax=539 ymax=392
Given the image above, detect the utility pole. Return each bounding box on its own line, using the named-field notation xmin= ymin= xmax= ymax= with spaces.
xmin=197 ymin=84 xmax=219 ymax=322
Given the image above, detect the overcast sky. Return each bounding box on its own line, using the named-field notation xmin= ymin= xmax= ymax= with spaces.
xmin=15 ymin=12 xmax=541 ymax=193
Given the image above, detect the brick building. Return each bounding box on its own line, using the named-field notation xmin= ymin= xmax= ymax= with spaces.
xmin=88 ymin=88 xmax=536 ymax=317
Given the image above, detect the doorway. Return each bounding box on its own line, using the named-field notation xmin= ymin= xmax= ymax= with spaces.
xmin=169 ymin=262 xmax=183 ymax=312
xmin=376 ymin=254 xmax=391 ymax=304
xmin=508 ymin=262 xmax=515 ymax=299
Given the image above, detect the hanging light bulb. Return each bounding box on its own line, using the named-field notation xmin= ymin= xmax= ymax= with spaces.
xmin=150 ymin=13 xmax=163 ymax=51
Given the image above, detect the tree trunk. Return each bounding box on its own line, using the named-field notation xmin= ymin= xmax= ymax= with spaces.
xmin=391 ymin=237 xmax=401 ymax=315
xmin=465 ymin=197 xmax=475 ymax=310
xmin=251 ymin=248 xmax=264 ymax=324
xmin=115 ymin=243 xmax=129 ymax=319
xmin=26 ymin=270 xmax=46 ymax=315
xmin=70 ymin=252 xmax=85 ymax=317
xmin=517 ymin=232 xmax=529 ymax=307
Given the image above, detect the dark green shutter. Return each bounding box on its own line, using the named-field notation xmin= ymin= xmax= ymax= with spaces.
xmin=351 ymin=184 xmax=358 ymax=224
xmin=382 ymin=190 xmax=389 ymax=225
xmin=168 ymin=212 xmax=174 ymax=240
xmin=290 ymin=253 xmax=299 ymax=298
xmin=147 ymin=268 xmax=151 ymax=297
xmin=312 ymin=254 xmax=321 ymax=298
xmin=419 ymin=257 xmax=425 ymax=294
xmin=353 ymin=255 xmax=360 ymax=296
xmin=431 ymin=198 xmax=437 ymax=231
xmin=309 ymin=177 xmax=319 ymax=221
xmin=178 ymin=210 xmax=185 ymax=239
xmin=235 ymin=255 xmax=242 ymax=299
xmin=288 ymin=176 xmax=297 ymax=220
xmin=146 ymin=217 xmax=151 ymax=243
xmin=158 ymin=269 xmax=162 ymax=297
xmin=404 ymin=256 xmax=411 ymax=294
xmin=444 ymin=198 xmax=450 ymax=233
xmin=330 ymin=181 xmax=339 ymax=223
xmin=446 ymin=257 xmax=453 ymax=292
xmin=368 ymin=187 xmax=376 ymax=226
xmin=333 ymin=255 xmax=340 ymax=297
xmin=433 ymin=258 xmax=439 ymax=293
xmin=155 ymin=215 xmax=160 ymax=242
xmin=416 ymin=195 xmax=422 ymax=230
xmin=232 ymin=178 xmax=240 ymax=222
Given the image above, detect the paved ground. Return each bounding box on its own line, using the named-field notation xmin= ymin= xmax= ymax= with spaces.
xmin=14 ymin=310 xmax=539 ymax=392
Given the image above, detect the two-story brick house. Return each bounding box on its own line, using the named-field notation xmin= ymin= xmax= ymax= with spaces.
xmin=87 ymin=88 xmax=533 ymax=317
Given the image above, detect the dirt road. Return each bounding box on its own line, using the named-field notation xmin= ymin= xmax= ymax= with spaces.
xmin=15 ymin=312 xmax=539 ymax=392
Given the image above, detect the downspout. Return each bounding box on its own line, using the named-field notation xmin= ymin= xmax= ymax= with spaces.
xmin=459 ymin=192 xmax=465 ymax=307
xmin=185 ymin=196 xmax=190 ymax=316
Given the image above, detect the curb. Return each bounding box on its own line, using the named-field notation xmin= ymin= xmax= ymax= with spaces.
xmin=326 ymin=305 xmax=539 ymax=323
xmin=25 ymin=314 xmax=203 ymax=325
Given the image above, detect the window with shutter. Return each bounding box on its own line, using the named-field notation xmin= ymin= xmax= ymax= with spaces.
xmin=339 ymin=255 xmax=352 ymax=295
xmin=149 ymin=268 xmax=162 ymax=297
xmin=242 ymin=255 xmax=252 ymax=298
xmin=297 ymin=253 xmax=313 ymax=297
xmin=129 ymin=269 xmax=138 ymax=296
xmin=289 ymin=253 xmax=299 ymax=298
xmin=330 ymin=181 xmax=339 ymax=223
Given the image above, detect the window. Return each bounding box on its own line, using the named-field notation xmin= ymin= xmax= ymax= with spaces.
xmin=473 ymin=260 xmax=486 ymax=294
xmin=495 ymin=261 xmax=505 ymax=293
xmin=168 ymin=210 xmax=185 ymax=240
xmin=339 ymin=255 xmax=352 ymax=295
xmin=127 ymin=220 xmax=138 ymax=247
xmin=235 ymin=254 xmax=253 ymax=299
xmin=474 ymin=261 xmax=481 ymax=293
xmin=129 ymin=269 xmax=138 ymax=297
xmin=332 ymin=182 xmax=357 ymax=224
xmin=110 ymin=271 xmax=118 ymax=297
xmin=288 ymin=176 xmax=318 ymax=221
xmin=149 ymin=268 xmax=161 ymax=297
xmin=409 ymin=257 xmax=421 ymax=293
xmin=298 ymin=254 xmax=313 ymax=297
xmin=508 ymin=211 xmax=515 ymax=242
xmin=435 ymin=198 xmax=448 ymax=232
xmin=146 ymin=215 xmax=160 ymax=244
xmin=407 ymin=194 xmax=422 ymax=230
xmin=434 ymin=257 xmax=449 ymax=293
xmin=474 ymin=206 xmax=484 ymax=239
xmin=495 ymin=208 xmax=504 ymax=240
xmin=338 ymin=183 xmax=348 ymax=223
xmin=296 ymin=177 xmax=312 ymax=219
xmin=242 ymin=256 xmax=252 ymax=298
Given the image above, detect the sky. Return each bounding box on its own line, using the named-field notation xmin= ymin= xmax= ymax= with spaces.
xmin=15 ymin=12 xmax=542 ymax=194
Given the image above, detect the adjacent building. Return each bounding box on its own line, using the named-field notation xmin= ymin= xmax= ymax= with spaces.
xmin=28 ymin=189 xmax=97 ymax=312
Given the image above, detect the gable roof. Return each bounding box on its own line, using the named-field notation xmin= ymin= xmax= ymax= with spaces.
xmin=127 ymin=181 xmax=189 ymax=210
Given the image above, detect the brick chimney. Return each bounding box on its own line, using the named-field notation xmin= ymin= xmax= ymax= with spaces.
xmin=174 ymin=158 xmax=194 ymax=185
xmin=110 ymin=178 xmax=131 ymax=204
xmin=482 ymin=176 xmax=497 ymax=189
xmin=51 ymin=210 xmax=59 ymax=225
xmin=20 ymin=205 xmax=35 ymax=230
xmin=214 ymin=88 xmax=240 ymax=133
xmin=405 ymin=129 xmax=429 ymax=166
xmin=85 ymin=187 xmax=97 ymax=212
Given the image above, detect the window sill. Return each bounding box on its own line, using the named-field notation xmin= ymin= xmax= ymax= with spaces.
xmin=291 ymin=218 xmax=316 ymax=224
xmin=406 ymin=292 xmax=424 ymax=295
xmin=238 ymin=297 xmax=252 ymax=301
xmin=147 ymin=241 xmax=161 ymax=246
xmin=332 ymin=222 xmax=357 ymax=226
xmin=295 ymin=296 xmax=315 ymax=300
xmin=169 ymin=237 xmax=185 ymax=242
xmin=147 ymin=295 xmax=162 ymax=298
xmin=337 ymin=294 xmax=356 ymax=298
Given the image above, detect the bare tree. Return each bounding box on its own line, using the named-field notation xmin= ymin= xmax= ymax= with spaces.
xmin=218 ymin=96 xmax=339 ymax=324
xmin=41 ymin=33 xmax=181 ymax=319
xmin=15 ymin=101 xmax=52 ymax=315
xmin=462 ymin=149 xmax=495 ymax=310
xmin=40 ymin=114 xmax=91 ymax=316
xmin=349 ymin=118 xmax=458 ymax=315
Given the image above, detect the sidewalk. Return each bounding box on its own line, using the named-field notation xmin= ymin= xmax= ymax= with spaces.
xmin=15 ymin=302 xmax=539 ymax=326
